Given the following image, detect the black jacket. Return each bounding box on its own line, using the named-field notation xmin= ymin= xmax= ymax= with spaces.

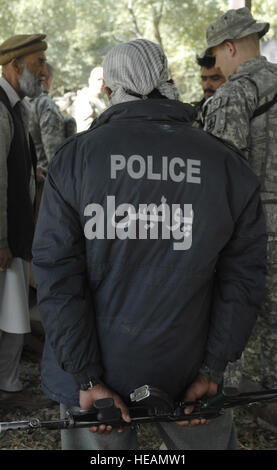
xmin=32 ymin=99 xmax=267 ymax=406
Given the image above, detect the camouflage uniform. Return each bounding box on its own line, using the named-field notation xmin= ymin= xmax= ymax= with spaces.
xmin=28 ymin=90 xmax=76 ymax=169
xmin=203 ymin=16 xmax=277 ymax=389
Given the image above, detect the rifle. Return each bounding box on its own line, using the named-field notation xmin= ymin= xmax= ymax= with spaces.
xmin=1 ymin=384 xmax=277 ymax=433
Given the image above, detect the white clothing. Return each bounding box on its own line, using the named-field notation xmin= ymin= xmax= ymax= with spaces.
xmin=0 ymin=258 xmax=30 ymax=334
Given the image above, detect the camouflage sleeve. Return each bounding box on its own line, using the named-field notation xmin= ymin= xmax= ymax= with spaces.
xmin=37 ymin=96 xmax=66 ymax=163
xmin=204 ymin=79 xmax=258 ymax=153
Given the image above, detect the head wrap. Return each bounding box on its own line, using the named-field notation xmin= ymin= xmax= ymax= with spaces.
xmin=103 ymin=38 xmax=179 ymax=105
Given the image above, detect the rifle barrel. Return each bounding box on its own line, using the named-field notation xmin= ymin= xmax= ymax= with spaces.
xmin=0 ymin=418 xmax=70 ymax=433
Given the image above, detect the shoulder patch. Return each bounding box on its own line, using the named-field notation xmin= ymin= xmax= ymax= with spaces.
xmin=209 ymin=95 xmax=229 ymax=113
xmin=205 ymin=94 xmax=229 ymax=134
xmin=206 ymin=114 xmax=216 ymax=132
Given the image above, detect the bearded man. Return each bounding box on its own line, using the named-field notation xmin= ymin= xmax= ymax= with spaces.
xmin=0 ymin=34 xmax=48 ymax=407
xmin=191 ymin=55 xmax=225 ymax=128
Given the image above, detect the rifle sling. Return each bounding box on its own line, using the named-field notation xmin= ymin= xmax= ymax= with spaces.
xmin=251 ymin=91 xmax=277 ymax=119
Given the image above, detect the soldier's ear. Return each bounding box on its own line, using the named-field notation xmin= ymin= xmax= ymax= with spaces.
xmin=224 ymin=41 xmax=236 ymax=57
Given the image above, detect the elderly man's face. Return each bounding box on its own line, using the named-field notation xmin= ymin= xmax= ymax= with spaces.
xmin=23 ymin=51 xmax=47 ymax=79
xmin=18 ymin=51 xmax=47 ymax=98
xmin=201 ymin=66 xmax=225 ymax=99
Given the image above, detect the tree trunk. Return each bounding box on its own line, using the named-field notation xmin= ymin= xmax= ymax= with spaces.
xmin=151 ymin=1 xmax=165 ymax=47
xmin=128 ymin=0 xmax=142 ymax=38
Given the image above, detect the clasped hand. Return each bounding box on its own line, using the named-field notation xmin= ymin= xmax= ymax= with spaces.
xmin=79 ymin=374 xmax=218 ymax=434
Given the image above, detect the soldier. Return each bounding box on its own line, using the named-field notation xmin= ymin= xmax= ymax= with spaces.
xmin=202 ymin=7 xmax=277 ymax=428
xmin=28 ymin=62 xmax=77 ymax=236
xmin=191 ymin=55 xmax=225 ymax=128
xmin=28 ymin=62 xmax=76 ymax=172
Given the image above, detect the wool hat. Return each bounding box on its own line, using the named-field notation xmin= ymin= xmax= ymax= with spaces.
xmin=0 ymin=34 xmax=47 ymax=66
xmin=200 ymin=7 xmax=269 ymax=58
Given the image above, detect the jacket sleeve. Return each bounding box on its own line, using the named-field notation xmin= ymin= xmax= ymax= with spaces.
xmin=201 ymin=185 xmax=267 ymax=380
xmin=204 ymin=78 xmax=257 ymax=153
xmin=32 ymin=161 xmax=104 ymax=386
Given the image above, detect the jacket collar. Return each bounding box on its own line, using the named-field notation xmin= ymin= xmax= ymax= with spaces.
xmin=230 ymin=56 xmax=268 ymax=80
xmin=90 ymin=99 xmax=195 ymax=131
xmin=0 ymin=76 xmax=21 ymax=108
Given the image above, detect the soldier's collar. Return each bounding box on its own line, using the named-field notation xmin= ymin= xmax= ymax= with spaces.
xmin=230 ymin=56 xmax=267 ymax=80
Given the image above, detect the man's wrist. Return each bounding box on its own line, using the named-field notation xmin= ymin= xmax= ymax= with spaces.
xmin=73 ymin=363 xmax=104 ymax=387
xmin=80 ymin=377 xmax=102 ymax=391
xmin=199 ymin=365 xmax=224 ymax=384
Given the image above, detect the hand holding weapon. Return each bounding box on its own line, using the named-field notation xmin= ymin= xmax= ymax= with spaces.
xmin=1 ymin=384 xmax=277 ymax=434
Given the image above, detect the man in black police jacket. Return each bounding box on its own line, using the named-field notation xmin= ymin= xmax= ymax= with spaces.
xmin=32 ymin=39 xmax=267 ymax=450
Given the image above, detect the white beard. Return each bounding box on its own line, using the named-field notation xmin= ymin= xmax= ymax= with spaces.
xmin=18 ymin=64 xmax=42 ymax=98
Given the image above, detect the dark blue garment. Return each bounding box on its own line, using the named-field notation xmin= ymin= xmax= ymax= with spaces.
xmin=32 ymin=99 xmax=267 ymax=406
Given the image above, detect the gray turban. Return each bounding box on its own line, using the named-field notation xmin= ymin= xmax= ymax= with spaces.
xmin=103 ymin=38 xmax=179 ymax=105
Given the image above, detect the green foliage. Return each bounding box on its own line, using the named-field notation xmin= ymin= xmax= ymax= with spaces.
xmin=252 ymin=0 xmax=277 ymax=38
xmin=0 ymin=0 xmax=276 ymax=102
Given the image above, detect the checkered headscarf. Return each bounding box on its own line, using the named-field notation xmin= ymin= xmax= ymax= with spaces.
xmin=103 ymin=39 xmax=179 ymax=105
